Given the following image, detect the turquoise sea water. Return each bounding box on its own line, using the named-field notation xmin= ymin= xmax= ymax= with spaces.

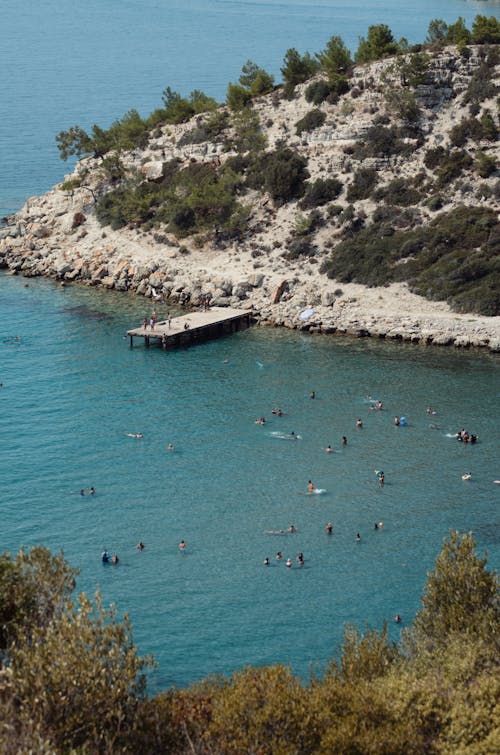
xmin=1 ymin=0 xmax=499 ymax=216
xmin=1 ymin=272 xmax=499 ymax=688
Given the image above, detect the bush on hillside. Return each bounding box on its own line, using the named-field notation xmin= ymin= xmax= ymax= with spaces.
xmin=346 ymin=167 xmax=378 ymax=201
xmin=305 ymin=80 xmax=331 ymax=106
xmin=295 ymin=109 xmax=326 ymax=135
xmin=320 ymin=205 xmax=499 ymax=315
xmin=299 ymin=178 xmax=343 ymax=209
xmin=246 ymin=148 xmax=309 ymax=205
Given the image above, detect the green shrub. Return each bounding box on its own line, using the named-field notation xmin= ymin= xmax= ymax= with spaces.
xmin=435 ymin=150 xmax=473 ymax=186
xmin=464 ymin=63 xmax=499 ymax=104
xmin=177 ymin=111 xmax=230 ymax=147
xmin=320 ymin=205 xmax=499 ymax=315
xmin=295 ymin=109 xmax=326 ymax=135
xmin=305 ymin=80 xmax=331 ymax=105
xmin=373 ymin=178 xmax=423 ymax=206
xmin=299 ymin=178 xmax=343 ymax=209
xmin=354 ymin=125 xmax=408 ymax=159
xmin=247 ymin=148 xmax=309 ymax=206
xmin=475 ymin=150 xmax=496 ymax=178
xmin=424 ymin=147 xmax=447 ymax=170
xmin=347 ymin=167 xmax=378 ymax=201
xmin=283 ymin=237 xmax=318 ymax=259
xmin=480 ymin=112 xmax=498 ymax=141
xmin=226 ymin=82 xmax=252 ymax=111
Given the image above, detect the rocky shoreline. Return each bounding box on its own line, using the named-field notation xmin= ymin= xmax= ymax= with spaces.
xmin=2 ymin=212 xmax=499 ymax=351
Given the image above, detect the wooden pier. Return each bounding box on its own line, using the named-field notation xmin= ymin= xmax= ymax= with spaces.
xmin=127 ymin=307 xmax=252 ymax=349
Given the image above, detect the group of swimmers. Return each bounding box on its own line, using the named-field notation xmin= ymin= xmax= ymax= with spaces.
xmin=264 ymin=551 xmax=304 ymax=567
xmin=455 ymin=428 xmax=478 ymax=443
xmin=101 ymin=549 xmax=119 ymax=564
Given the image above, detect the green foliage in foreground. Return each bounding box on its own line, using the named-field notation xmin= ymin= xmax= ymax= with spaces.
xmin=321 ymin=206 xmax=500 ymax=315
xmin=0 ymin=532 xmax=498 ymax=753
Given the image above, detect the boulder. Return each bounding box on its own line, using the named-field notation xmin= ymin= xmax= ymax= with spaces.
xmin=270 ymin=279 xmax=288 ymax=305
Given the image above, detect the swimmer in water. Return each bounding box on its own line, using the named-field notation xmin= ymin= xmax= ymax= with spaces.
xmin=137 ymin=541 xmax=145 ymax=550
xmin=376 ymin=400 xmax=383 ymax=410
xmin=112 ymin=554 xmax=119 ymax=565
xmin=288 ymin=524 xmax=297 ymax=533
xmin=89 ymin=487 xmax=95 ymax=495
xmin=179 ymin=540 xmax=186 ymax=550
xmin=276 ymin=551 xmax=282 ymax=561
xmin=462 ymin=473 xmax=472 ymax=481
xmin=374 ymin=522 xmax=379 ymax=530
xmin=325 ymin=445 xmax=333 ymax=453
xmin=101 ymin=549 xmax=110 ymax=563
xmin=394 ymin=614 xmax=402 ymax=624
xmin=264 ymin=557 xmax=270 ymax=566
xmin=255 ymin=417 xmax=266 ymax=425
xmin=127 ymin=433 xmax=143 ymax=438
xmin=394 ymin=416 xmax=400 ymax=426
xmin=286 ymin=558 xmax=292 ymax=567
xmin=310 ymin=390 xmax=315 ymax=399
xmin=342 ymin=436 xmax=347 ymax=445
xmin=307 ymin=480 xmax=315 ymax=492
xmin=80 ymin=489 xmax=85 ymax=496
xmin=167 ymin=443 xmax=174 ymax=451
xmin=356 ymin=419 xmax=363 ymax=428
xmin=297 ymin=552 xmax=304 ymax=565
xmin=355 ymin=533 xmax=361 ymax=542
xmin=326 ymin=522 xmax=333 ymax=534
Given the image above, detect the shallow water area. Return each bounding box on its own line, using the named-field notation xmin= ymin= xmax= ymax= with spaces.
xmin=1 ymin=273 xmax=499 ymax=689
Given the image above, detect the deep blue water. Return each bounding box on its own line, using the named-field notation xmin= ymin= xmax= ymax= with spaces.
xmin=1 ymin=0 xmax=499 ymax=216
xmin=1 ymin=273 xmax=499 ymax=689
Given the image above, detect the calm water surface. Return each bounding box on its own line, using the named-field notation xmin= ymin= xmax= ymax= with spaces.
xmin=1 ymin=273 xmax=498 ymax=688
xmin=1 ymin=0 xmax=499 ymax=215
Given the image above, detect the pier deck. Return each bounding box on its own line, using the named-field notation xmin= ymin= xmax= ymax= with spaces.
xmin=127 ymin=307 xmax=252 ymax=349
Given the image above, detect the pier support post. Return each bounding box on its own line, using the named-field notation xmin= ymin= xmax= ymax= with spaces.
xmin=145 ymin=336 xmax=150 ymax=348
xmin=129 ymin=335 xmax=134 ymax=347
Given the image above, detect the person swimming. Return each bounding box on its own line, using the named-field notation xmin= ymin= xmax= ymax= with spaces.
xmin=394 ymin=416 xmax=400 ymax=426
xmin=179 ymin=539 xmax=186 ymax=550
xmin=310 ymin=391 xmax=316 ymax=399
xmin=297 ymin=552 xmax=304 ymax=565
xmin=325 ymin=445 xmax=333 ymax=453
xmin=356 ymin=419 xmax=363 ymax=428
xmin=276 ymin=551 xmax=282 ymax=561
xmin=137 ymin=541 xmax=145 ymax=550
xmin=286 ymin=558 xmax=293 ymax=567
xmin=101 ymin=549 xmax=110 ymax=563
xmin=355 ymin=533 xmax=361 ymax=542
xmin=167 ymin=443 xmax=174 ymax=451
xmin=127 ymin=433 xmax=143 ymax=438
xmin=89 ymin=487 xmax=95 ymax=495
xmin=326 ymin=522 xmax=333 ymax=534
xmin=263 ymin=557 xmax=270 ymax=565
xmin=462 ymin=472 xmax=472 ymax=481
xmin=342 ymin=436 xmax=347 ymax=445
xmin=288 ymin=524 xmax=297 ymax=533
xmin=307 ymin=480 xmax=315 ymax=492
xmin=111 ymin=554 xmax=119 ymax=564
xmin=394 ymin=614 xmax=402 ymax=623
xmin=255 ymin=417 xmax=266 ymax=424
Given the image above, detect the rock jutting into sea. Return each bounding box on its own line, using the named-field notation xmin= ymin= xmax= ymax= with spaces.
xmin=0 ymin=44 xmax=499 ymax=351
